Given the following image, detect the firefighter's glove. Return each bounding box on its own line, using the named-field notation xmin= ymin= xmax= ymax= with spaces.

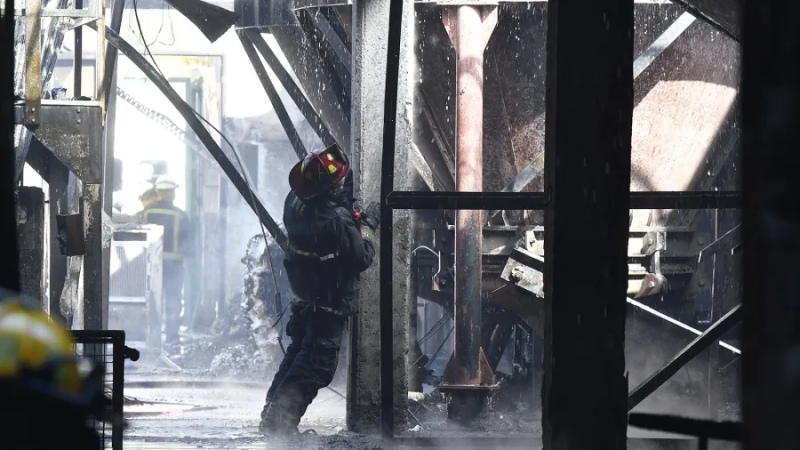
xmin=361 ymin=225 xmax=377 ymax=242
xmin=353 ymin=202 xmax=381 ymax=231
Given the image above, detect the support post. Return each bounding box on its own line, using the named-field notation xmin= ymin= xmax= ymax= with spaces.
xmin=0 ymin=0 xmax=20 ymax=294
xmin=102 ymin=59 xmax=120 ymax=336
xmin=439 ymin=3 xmax=497 ymax=423
xmin=82 ymin=182 xmax=104 ymax=329
xmin=741 ymin=1 xmax=800 ymax=449
xmin=542 ymin=0 xmax=633 ymax=448
xmin=348 ymin=0 xmax=389 ymax=430
xmin=73 ymin=0 xmax=82 ymax=97
xmin=16 ymin=187 xmax=45 ymax=303
xmin=350 ymin=0 xmax=412 ymax=434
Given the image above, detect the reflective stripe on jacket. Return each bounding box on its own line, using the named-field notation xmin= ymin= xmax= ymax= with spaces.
xmin=142 ymin=205 xmax=189 ymax=261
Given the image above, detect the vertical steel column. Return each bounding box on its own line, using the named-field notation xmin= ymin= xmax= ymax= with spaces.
xmin=453 ymin=4 xmax=484 ymax=379
xmin=352 ymin=0 xmax=413 ymax=435
xmin=16 ymin=187 xmax=45 ymax=302
xmin=74 ymin=0 xmax=82 ymax=97
xmin=439 ymin=4 xmax=497 ymax=423
xmin=378 ymin=0 xmax=404 ymax=432
xmin=741 ymin=1 xmax=800 ymax=449
xmin=446 ymin=4 xmax=496 ymax=376
xmin=82 ymin=182 xmax=104 ymax=329
xmin=0 ymin=0 xmax=20 ymax=294
xmin=542 ymin=0 xmax=633 ymax=447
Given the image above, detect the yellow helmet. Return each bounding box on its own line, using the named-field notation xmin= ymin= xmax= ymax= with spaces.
xmin=0 ymin=298 xmax=101 ymax=407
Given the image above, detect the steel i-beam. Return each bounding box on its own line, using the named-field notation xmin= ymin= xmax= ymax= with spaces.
xmin=438 ymin=3 xmax=498 ymax=424
xmin=244 ymin=29 xmax=337 ymax=149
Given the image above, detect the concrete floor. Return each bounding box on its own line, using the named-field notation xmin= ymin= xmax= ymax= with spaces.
xmin=117 ymin=353 xmax=733 ymax=450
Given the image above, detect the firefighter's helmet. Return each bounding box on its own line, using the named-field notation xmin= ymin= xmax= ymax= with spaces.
xmin=0 ymin=297 xmax=106 ymax=415
xmin=0 ymin=296 xmax=107 ymax=449
xmin=288 ymin=144 xmax=350 ymax=199
xmin=139 ymin=187 xmax=160 ymax=208
xmin=154 ymin=175 xmax=179 ymax=191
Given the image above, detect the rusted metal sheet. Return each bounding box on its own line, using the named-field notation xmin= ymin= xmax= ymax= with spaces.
xmin=630 ymin=80 xmax=737 ymax=227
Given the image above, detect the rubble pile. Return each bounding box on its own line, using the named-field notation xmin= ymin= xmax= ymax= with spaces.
xmin=177 ymin=234 xmax=290 ymax=378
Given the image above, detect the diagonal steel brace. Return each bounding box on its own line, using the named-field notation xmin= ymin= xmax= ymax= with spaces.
xmin=628 ymin=304 xmax=742 ymax=411
xmin=238 ymin=30 xmax=307 ymax=160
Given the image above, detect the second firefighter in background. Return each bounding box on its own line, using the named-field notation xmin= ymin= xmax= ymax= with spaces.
xmin=139 ymin=176 xmax=194 ymax=344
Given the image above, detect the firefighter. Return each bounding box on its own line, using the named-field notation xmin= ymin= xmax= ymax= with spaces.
xmin=141 ymin=176 xmax=194 ymax=343
xmin=0 ymin=296 xmax=107 ymax=450
xmin=259 ymin=143 xmax=376 ymax=435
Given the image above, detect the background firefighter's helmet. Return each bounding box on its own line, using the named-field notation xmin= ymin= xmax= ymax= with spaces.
xmin=0 ymin=297 xmax=107 ymax=449
xmin=139 ymin=187 xmax=161 ymax=209
xmin=289 ymin=144 xmax=350 ymax=199
xmin=154 ymin=175 xmax=179 ymax=191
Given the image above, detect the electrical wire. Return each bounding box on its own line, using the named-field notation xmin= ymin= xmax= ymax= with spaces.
xmin=418 ymin=313 xmax=449 ymax=345
xmin=131 ymin=0 xmax=343 ymax=400
xmin=410 ymin=324 xmax=453 ymax=370
xmin=130 ymin=0 xmax=165 ymax=49
xmin=424 ymin=326 xmax=453 ymax=370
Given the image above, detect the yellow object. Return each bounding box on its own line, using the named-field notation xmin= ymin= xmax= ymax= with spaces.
xmin=142 ymin=207 xmax=186 ymax=261
xmin=327 ymin=164 xmax=337 ymax=174
xmin=139 ymin=188 xmax=161 ymax=209
xmin=0 ymin=300 xmax=82 ymax=396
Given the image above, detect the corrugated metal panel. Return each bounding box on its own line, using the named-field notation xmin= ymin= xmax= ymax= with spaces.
xmin=109 ymin=241 xmax=147 ymax=298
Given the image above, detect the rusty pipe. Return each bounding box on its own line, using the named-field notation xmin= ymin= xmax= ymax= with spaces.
xmin=452 ymin=4 xmax=487 ymax=379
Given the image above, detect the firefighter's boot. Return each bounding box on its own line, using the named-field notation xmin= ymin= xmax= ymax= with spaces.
xmin=259 ymin=401 xmax=300 ymax=436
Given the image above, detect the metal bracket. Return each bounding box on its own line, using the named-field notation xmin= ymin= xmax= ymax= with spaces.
xmin=23 ymin=101 xmax=104 ymax=183
xmin=698 ymin=224 xmax=741 ymax=263
xmin=442 ymin=4 xmax=498 ymax=51
xmin=500 ymin=247 xmax=544 ymax=297
xmin=640 ymin=230 xmax=667 ymax=256
xmin=64 ymin=17 xmax=101 ymax=31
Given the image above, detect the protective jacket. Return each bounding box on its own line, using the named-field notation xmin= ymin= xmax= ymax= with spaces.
xmin=142 ymin=200 xmax=194 ymax=261
xmin=282 ymin=190 xmax=375 ymax=314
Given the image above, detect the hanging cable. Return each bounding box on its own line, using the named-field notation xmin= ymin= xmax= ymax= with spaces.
xmin=131 ymin=0 xmax=343 ymax=399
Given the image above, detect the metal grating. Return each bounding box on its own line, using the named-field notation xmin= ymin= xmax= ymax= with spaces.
xmin=72 ymin=330 xmax=126 ymax=450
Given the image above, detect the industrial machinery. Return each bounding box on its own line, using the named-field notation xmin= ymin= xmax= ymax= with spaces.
xmin=8 ymin=0 xmax=743 ymax=433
